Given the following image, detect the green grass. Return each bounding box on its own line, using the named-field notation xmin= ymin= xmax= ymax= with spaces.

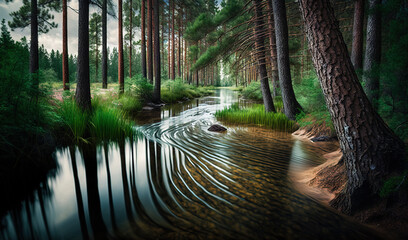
xmin=58 ymin=98 xmax=136 ymax=143
xmin=161 ymin=79 xmax=214 ymax=103
xmin=215 ymin=103 xmax=297 ymax=132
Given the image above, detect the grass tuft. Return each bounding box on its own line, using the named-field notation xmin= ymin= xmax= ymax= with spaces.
xmin=215 ymin=103 xmax=297 ymax=132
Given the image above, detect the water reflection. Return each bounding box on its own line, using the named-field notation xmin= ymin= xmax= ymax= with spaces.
xmin=0 ymin=89 xmax=385 ymax=239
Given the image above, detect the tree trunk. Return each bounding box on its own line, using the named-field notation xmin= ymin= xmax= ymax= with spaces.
xmin=266 ymin=0 xmax=279 ymax=97
xmin=95 ymin=26 xmax=99 ymax=83
xmin=76 ymin=0 xmax=91 ymax=111
xmin=298 ymin=0 xmax=405 ymax=214
xmin=363 ymin=0 xmax=381 ymax=109
xmin=351 ymin=0 xmax=364 ymax=70
xmin=118 ymin=0 xmax=124 ymax=94
xmin=129 ymin=0 xmax=133 ymax=78
xmin=147 ymin=0 xmax=153 ymax=83
xmin=170 ymin=0 xmax=176 ymax=80
xmin=272 ymin=0 xmax=302 ymax=119
xmin=178 ymin=9 xmax=182 ymax=78
xmin=30 ymin=0 xmax=39 ymax=86
xmin=102 ymin=0 xmax=108 ymax=88
xmin=62 ymin=0 xmax=69 ymax=90
xmin=253 ymin=0 xmax=275 ymax=113
xmin=141 ymin=0 xmax=147 ymax=78
xmin=153 ymin=0 xmax=161 ymax=103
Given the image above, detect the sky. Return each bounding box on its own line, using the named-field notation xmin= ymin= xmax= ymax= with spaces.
xmin=0 ymin=0 xmax=127 ymax=55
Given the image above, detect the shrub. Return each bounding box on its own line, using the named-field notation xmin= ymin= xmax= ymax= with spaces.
xmin=241 ymin=82 xmax=263 ymax=101
xmin=126 ymin=75 xmax=153 ymax=101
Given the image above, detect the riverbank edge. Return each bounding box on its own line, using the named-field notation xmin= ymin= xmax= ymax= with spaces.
xmin=291 ymin=125 xmax=408 ymax=239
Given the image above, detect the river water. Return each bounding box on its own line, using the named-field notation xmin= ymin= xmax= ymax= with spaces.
xmin=0 ymin=89 xmax=384 ymax=239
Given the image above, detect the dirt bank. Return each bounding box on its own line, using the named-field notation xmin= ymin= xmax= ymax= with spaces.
xmin=291 ymin=126 xmax=408 ymax=239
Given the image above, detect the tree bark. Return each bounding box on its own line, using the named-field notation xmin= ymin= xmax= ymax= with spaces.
xmin=298 ymin=0 xmax=405 ymax=214
xmin=129 ymin=0 xmax=133 ymax=78
xmin=153 ymin=0 xmax=161 ymax=103
xmin=76 ymin=0 xmax=92 ymax=111
xmin=178 ymin=8 xmax=182 ymax=78
xmin=147 ymin=0 xmax=153 ymax=83
xmin=272 ymin=0 xmax=302 ymax=119
xmin=62 ymin=0 xmax=69 ymax=90
xmin=30 ymin=0 xmax=39 ymax=86
xmin=266 ymin=0 xmax=279 ymax=97
xmin=253 ymin=0 xmax=275 ymax=113
xmin=363 ymin=0 xmax=381 ymax=109
xmin=141 ymin=0 xmax=147 ymax=78
xmin=351 ymin=0 xmax=364 ymax=70
xmin=102 ymin=0 xmax=108 ymax=88
xmin=118 ymin=0 xmax=124 ymax=94
xmin=170 ymin=0 xmax=176 ymax=80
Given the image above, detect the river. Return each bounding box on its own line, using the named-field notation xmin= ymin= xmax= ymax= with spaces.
xmin=0 ymin=89 xmax=384 ymax=239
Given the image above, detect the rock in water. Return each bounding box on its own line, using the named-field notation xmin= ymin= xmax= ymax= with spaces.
xmin=208 ymin=124 xmax=227 ymax=132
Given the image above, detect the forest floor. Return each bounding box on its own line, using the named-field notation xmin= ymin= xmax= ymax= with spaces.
xmin=291 ymin=123 xmax=408 ymax=239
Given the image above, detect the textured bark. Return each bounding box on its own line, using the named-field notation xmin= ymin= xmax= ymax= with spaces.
xmin=30 ymin=0 xmax=39 ymax=85
xmin=351 ymin=0 xmax=364 ymax=70
xmin=266 ymin=0 xmax=279 ymax=97
xmin=129 ymin=0 xmax=133 ymax=78
xmin=272 ymin=0 xmax=302 ymax=120
xmin=253 ymin=0 xmax=275 ymax=113
xmin=141 ymin=0 xmax=147 ymax=78
xmin=62 ymin=0 xmax=69 ymax=91
xmin=118 ymin=0 xmax=124 ymax=94
xmin=178 ymin=9 xmax=182 ymax=78
xmin=75 ymin=0 xmax=91 ymax=111
xmin=299 ymin=0 xmax=405 ymax=214
xmin=363 ymin=0 xmax=381 ymax=109
xmin=147 ymin=0 xmax=153 ymax=83
xmin=171 ymin=0 xmax=175 ymax=80
xmin=153 ymin=0 xmax=161 ymax=103
xmin=102 ymin=0 xmax=108 ymax=88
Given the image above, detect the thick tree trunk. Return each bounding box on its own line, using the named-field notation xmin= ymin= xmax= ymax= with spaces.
xmin=253 ymin=0 xmax=275 ymax=113
xmin=363 ymin=0 xmax=381 ymax=109
xmin=102 ymin=0 xmax=108 ymax=88
xmin=76 ymin=0 xmax=91 ymax=111
xmin=129 ymin=0 xmax=133 ymax=78
xmin=141 ymin=0 xmax=147 ymax=78
xmin=298 ymin=0 xmax=405 ymax=214
xmin=30 ymin=0 xmax=39 ymax=86
xmin=62 ymin=0 xmax=69 ymax=91
xmin=351 ymin=0 xmax=364 ymax=70
xmin=153 ymin=0 xmax=161 ymax=103
xmin=266 ymin=0 xmax=279 ymax=97
xmin=118 ymin=0 xmax=124 ymax=94
xmin=171 ymin=0 xmax=175 ymax=80
xmin=272 ymin=0 xmax=302 ymax=120
xmin=147 ymin=0 xmax=153 ymax=83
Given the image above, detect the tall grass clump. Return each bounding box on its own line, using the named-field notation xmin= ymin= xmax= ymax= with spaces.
xmin=58 ymin=99 xmax=89 ymax=142
xmin=126 ymin=75 xmax=153 ymax=101
xmin=215 ymin=103 xmax=297 ymax=132
xmin=58 ymin=98 xmax=136 ymax=143
xmin=90 ymin=106 xmax=135 ymax=142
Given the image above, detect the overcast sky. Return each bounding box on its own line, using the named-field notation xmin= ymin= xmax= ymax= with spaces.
xmin=0 ymin=0 xmax=131 ymax=55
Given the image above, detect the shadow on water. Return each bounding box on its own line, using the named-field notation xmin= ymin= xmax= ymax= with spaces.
xmin=0 ymin=89 xmax=387 ymax=239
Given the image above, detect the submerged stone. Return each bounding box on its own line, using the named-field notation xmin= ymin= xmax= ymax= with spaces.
xmin=208 ymin=124 xmax=227 ymax=132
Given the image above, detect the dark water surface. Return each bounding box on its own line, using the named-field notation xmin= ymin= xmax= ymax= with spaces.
xmin=1 ymin=89 xmax=385 ymax=239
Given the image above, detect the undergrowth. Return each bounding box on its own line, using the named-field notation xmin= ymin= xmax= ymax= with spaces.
xmin=161 ymin=79 xmax=213 ymax=103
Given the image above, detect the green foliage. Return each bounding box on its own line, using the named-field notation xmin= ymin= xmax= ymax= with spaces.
xmin=241 ymin=82 xmax=263 ymax=101
xmin=8 ymin=0 xmax=60 ymax=34
xmin=161 ymin=79 xmax=213 ymax=103
xmin=58 ymin=99 xmax=89 ymax=142
xmin=115 ymin=94 xmax=142 ymax=113
xmin=126 ymin=75 xmax=153 ymax=101
xmin=215 ymin=103 xmax=296 ymax=132
xmin=294 ymin=75 xmax=326 ymax=113
xmin=380 ymin=172 xmax=408 ymax=198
